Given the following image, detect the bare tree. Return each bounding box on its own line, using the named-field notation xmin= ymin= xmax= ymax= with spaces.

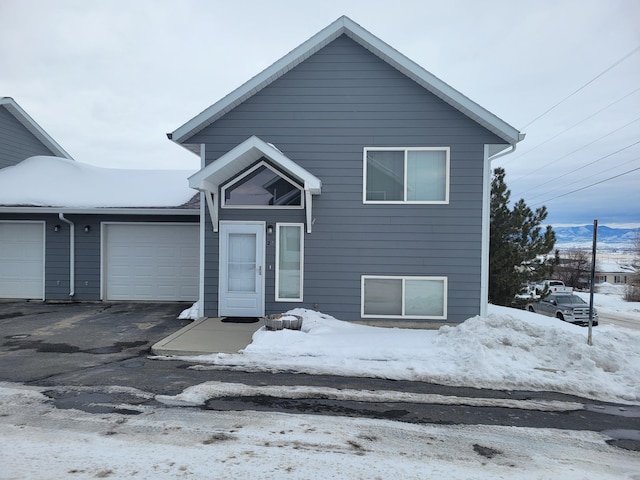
xmin=625 ymin=231 xmax=640 ymax=301
xmin=556 ymin=249 xmax=591 ymax=290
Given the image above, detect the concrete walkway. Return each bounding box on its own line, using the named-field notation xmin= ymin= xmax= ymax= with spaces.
xmin=151 ymin=317 xmax=261 ymax=356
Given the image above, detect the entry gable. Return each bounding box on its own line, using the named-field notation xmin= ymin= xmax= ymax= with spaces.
xmin=188 ymin=136 xmax=321 ymax=233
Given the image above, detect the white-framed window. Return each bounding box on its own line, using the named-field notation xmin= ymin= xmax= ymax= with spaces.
xmin=361 ymin=275 xmax=447 ymax=319
xmin=363 ymin=147 xmax=450 ymax=204
xmin=222 ymin=160 xmax=304 ymax=209
xmin=276 ymin=223 xmax=304 ymax=301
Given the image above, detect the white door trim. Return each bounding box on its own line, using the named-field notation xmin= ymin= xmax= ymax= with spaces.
xmin=218 ymin=221 xmax=266 ymax=317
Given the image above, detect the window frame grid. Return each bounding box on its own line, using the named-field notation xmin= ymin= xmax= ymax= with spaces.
xmin=221 ymin=160 xmax=305 ymax=209
xmin=362 ymin=147 xmax=450 ymax=204
xmin=360 ymin=275 xmax=448 ymax=320
xmin=275 ymin=223 xmax=304 ymax=302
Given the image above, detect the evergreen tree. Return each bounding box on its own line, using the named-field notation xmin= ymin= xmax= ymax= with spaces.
xmin=489 ymin=167 xmax=558 ymax=305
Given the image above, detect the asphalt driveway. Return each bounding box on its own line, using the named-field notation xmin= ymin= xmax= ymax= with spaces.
xmin=0 ymin=301 xmax=192 ymax=386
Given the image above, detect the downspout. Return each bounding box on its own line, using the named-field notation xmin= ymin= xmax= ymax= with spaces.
xmin=58 ymin=213 xmax=75 ymax=297
xmin=480 ymin=143 xmax=517 ymax=317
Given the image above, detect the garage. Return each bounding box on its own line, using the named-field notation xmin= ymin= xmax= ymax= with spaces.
xmin=0 ymin=221 xmax=45 ymax=299
xmin=103 ymin=223 xmax=199 ymax=301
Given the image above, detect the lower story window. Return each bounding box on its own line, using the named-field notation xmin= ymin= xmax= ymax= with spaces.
xmin=361 ymin=276 xmax=447 ymax=319
xmin=276 ymin=223 xmax=303 ymax=301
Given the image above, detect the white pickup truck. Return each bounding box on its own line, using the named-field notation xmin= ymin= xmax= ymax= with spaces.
xmin=534 ymin=279 xmax=573 ymax=295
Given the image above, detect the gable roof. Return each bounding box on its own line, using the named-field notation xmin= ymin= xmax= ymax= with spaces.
xmin=0 ymin=97 xmax=73 ymax=159
xmin=169 ymin=16 xmax=524 ymax=150
xmin=188 ymin=135 xmax=321 ymax=194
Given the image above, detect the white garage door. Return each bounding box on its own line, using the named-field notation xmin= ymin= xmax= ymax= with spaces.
xmin=0 ymin=222 xmax=45 ymax=299
xmin=103 ymin=223 xmax=199 ymax=301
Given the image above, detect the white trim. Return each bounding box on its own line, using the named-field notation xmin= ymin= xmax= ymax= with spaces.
xmin=363 ymin=147 xmax=450 ymax=204
xmin=168 ymin=17 xmax=523 ymax=147
xmin=221 ymin=160 xmax=304 ymax=209
xmin=198 ymin=144 xmax=206 ymax=318
xmin=0 ymin=207 xmax=198 ymax=215
xmin=218 ymin=221 xmax=266 ymax=317
xmin=480 ymin=145 xmax=491 ymax=317
xmin=0 ymin=97 xmax=73 ymax=159
xmin=0 ymin=220 xmax=46 ymax=300
xmin=361 ymin=275 xmax=448 ymax=320
xmin=100 ymin=221 xmax=200 ymax=301
xmin=275 ymin=223 xmax=304 ymax=302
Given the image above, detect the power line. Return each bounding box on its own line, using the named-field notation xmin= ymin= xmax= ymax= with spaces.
xmin=508 ymin=116 xmax=640 ymax=185
xmin=525 ymin=155 xmax=640 ymax=203
xmin=519 ymin=140 xmax=640 ymax=198
xmin=501 ymin=86 xmax=640 ymax=166
xmin=519 ymin=45 xmax=640 ymax=130
xmin=530 ymin=166 xmax=640 ymax=206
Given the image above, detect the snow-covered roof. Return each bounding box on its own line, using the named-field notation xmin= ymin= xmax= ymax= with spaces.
xmin=0 ymin=97 xmax=72 ymax=160
xmin=169 ymin=16 xmax=524 ymax=151
xmin=0 ymin=156 xmax=197 ymax=211
xmin=596 ymin=261 xmax=637 ymax=274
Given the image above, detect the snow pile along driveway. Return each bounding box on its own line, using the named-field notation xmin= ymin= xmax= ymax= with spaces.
xmin=170 ymin=306 xmax=640 ymax=405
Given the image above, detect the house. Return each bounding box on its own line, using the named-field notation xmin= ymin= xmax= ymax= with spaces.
xmin=0 ymin=97 xmax=72 ymax=168
xmin=595 ymin=260 xmax=637 ymax=285
xmin=169 ymin=16 xmax=524 ymax=325
xmin=0 ymin=156 xmax=199 ymax=302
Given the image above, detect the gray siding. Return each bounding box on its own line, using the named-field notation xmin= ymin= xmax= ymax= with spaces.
xmin=0 ymin=107 xmax=56 ymax=168
xmin=191 ymin=35 xmax=505 ymax=323
xmin=0 ymin=213 xmax=198 ymax=301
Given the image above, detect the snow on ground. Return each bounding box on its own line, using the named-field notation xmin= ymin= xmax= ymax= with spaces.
xmin=1 ymin=383 xmax=638 ymax=480
xmin=168 ymin=303 xmax=640 ymax=405
xmin=2 ymin=293 xmax=639 ymax=478
xmin=0 ymin=156 xmax=195 ymax=207
xmin=575 ymin=283 xmax=640 ymax=317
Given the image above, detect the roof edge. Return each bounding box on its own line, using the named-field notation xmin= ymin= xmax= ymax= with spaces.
xmin=169 ymin=16 xmax=522 ymax=146
xmin=0 ymin=97 xmax=73 ymax=160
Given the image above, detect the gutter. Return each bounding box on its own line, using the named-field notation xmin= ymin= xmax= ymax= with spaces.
xmin=58 ymin=213 xmax=75 ymax=297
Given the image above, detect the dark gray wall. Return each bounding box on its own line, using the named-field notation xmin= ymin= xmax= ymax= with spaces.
xmin=190 ymin=35 xmax=506 ymax=323
xmin=0 ymin=107 xmax=57 ymax=168
xmin=0 ymin=213 xmax=198 ymax=301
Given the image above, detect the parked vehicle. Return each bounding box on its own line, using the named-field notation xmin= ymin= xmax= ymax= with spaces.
xmin=528 ymin=292 xmax=598 ymax=326
xmin=534 ymin=279 xmax=573 ymax=295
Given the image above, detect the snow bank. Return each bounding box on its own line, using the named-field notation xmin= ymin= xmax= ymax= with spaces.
xmin=172 ymin=307 xmax=640 ymax=404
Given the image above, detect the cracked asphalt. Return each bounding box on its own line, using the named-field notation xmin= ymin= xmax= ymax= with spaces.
xmin=1 ymin=300 xmax=639 ymax=451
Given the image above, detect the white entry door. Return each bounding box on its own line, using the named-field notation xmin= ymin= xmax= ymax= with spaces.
xmin=219 ymin=222 xmax=265 ymax=317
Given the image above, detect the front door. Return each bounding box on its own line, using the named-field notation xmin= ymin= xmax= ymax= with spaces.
xmin=218 ymin=222 xmax=265 ymax=317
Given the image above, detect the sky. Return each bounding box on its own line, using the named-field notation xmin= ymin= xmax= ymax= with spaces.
xmin=2 ymin=296 xmax=640 ymax=478
xmin=1 ymin=0 xmax=639 ymax=226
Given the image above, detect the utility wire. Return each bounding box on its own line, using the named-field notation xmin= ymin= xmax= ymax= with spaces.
xmin=525 ymin=155 xmax=640 ymax=202
xmin=501 ymin=87 xmax=640 ymax=166
xmin=508 ymin=116 xmax=640 ymax=184
xmin=519 ymin=45 xmax=640 ymax=130
xmin=530 ymin=166 xmax=640 ymax=206
xmin=519 ymin=140 xmax=640 ymax=197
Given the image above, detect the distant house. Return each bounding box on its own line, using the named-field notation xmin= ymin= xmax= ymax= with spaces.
xmin=595 ymin=260 xmax=637 ymax=285
xmin=0 ymin=97 xmax=72 ymax=168
xmin=169 ymin=16 xmax=524 ymax=324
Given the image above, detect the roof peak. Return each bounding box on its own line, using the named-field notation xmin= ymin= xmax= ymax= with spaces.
xmin=170 ymin=16 xmax=523 ymax=148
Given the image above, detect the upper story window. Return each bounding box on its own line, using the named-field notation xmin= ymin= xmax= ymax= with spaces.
xmin=363 ymin=147 xmax=449 ymax=204
xmin=222 ymin=161 xmax=303 ymax=208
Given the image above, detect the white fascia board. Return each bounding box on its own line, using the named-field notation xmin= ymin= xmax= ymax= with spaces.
xmin=188 ymin=136 xmax=321 ymax=194
xmin=169 ymin=16 xmax=522 ymax=146
xmin=0 ymin=97 xmax=73 ymax=159
xmin=0 ymin=207 xmax=199 ymax=215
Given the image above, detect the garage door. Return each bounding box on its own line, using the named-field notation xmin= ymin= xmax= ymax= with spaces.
xmin=103 ymin=224 xmax=199 ymax=301
xmin=0 ymin=222 xmax=45 ymax=299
